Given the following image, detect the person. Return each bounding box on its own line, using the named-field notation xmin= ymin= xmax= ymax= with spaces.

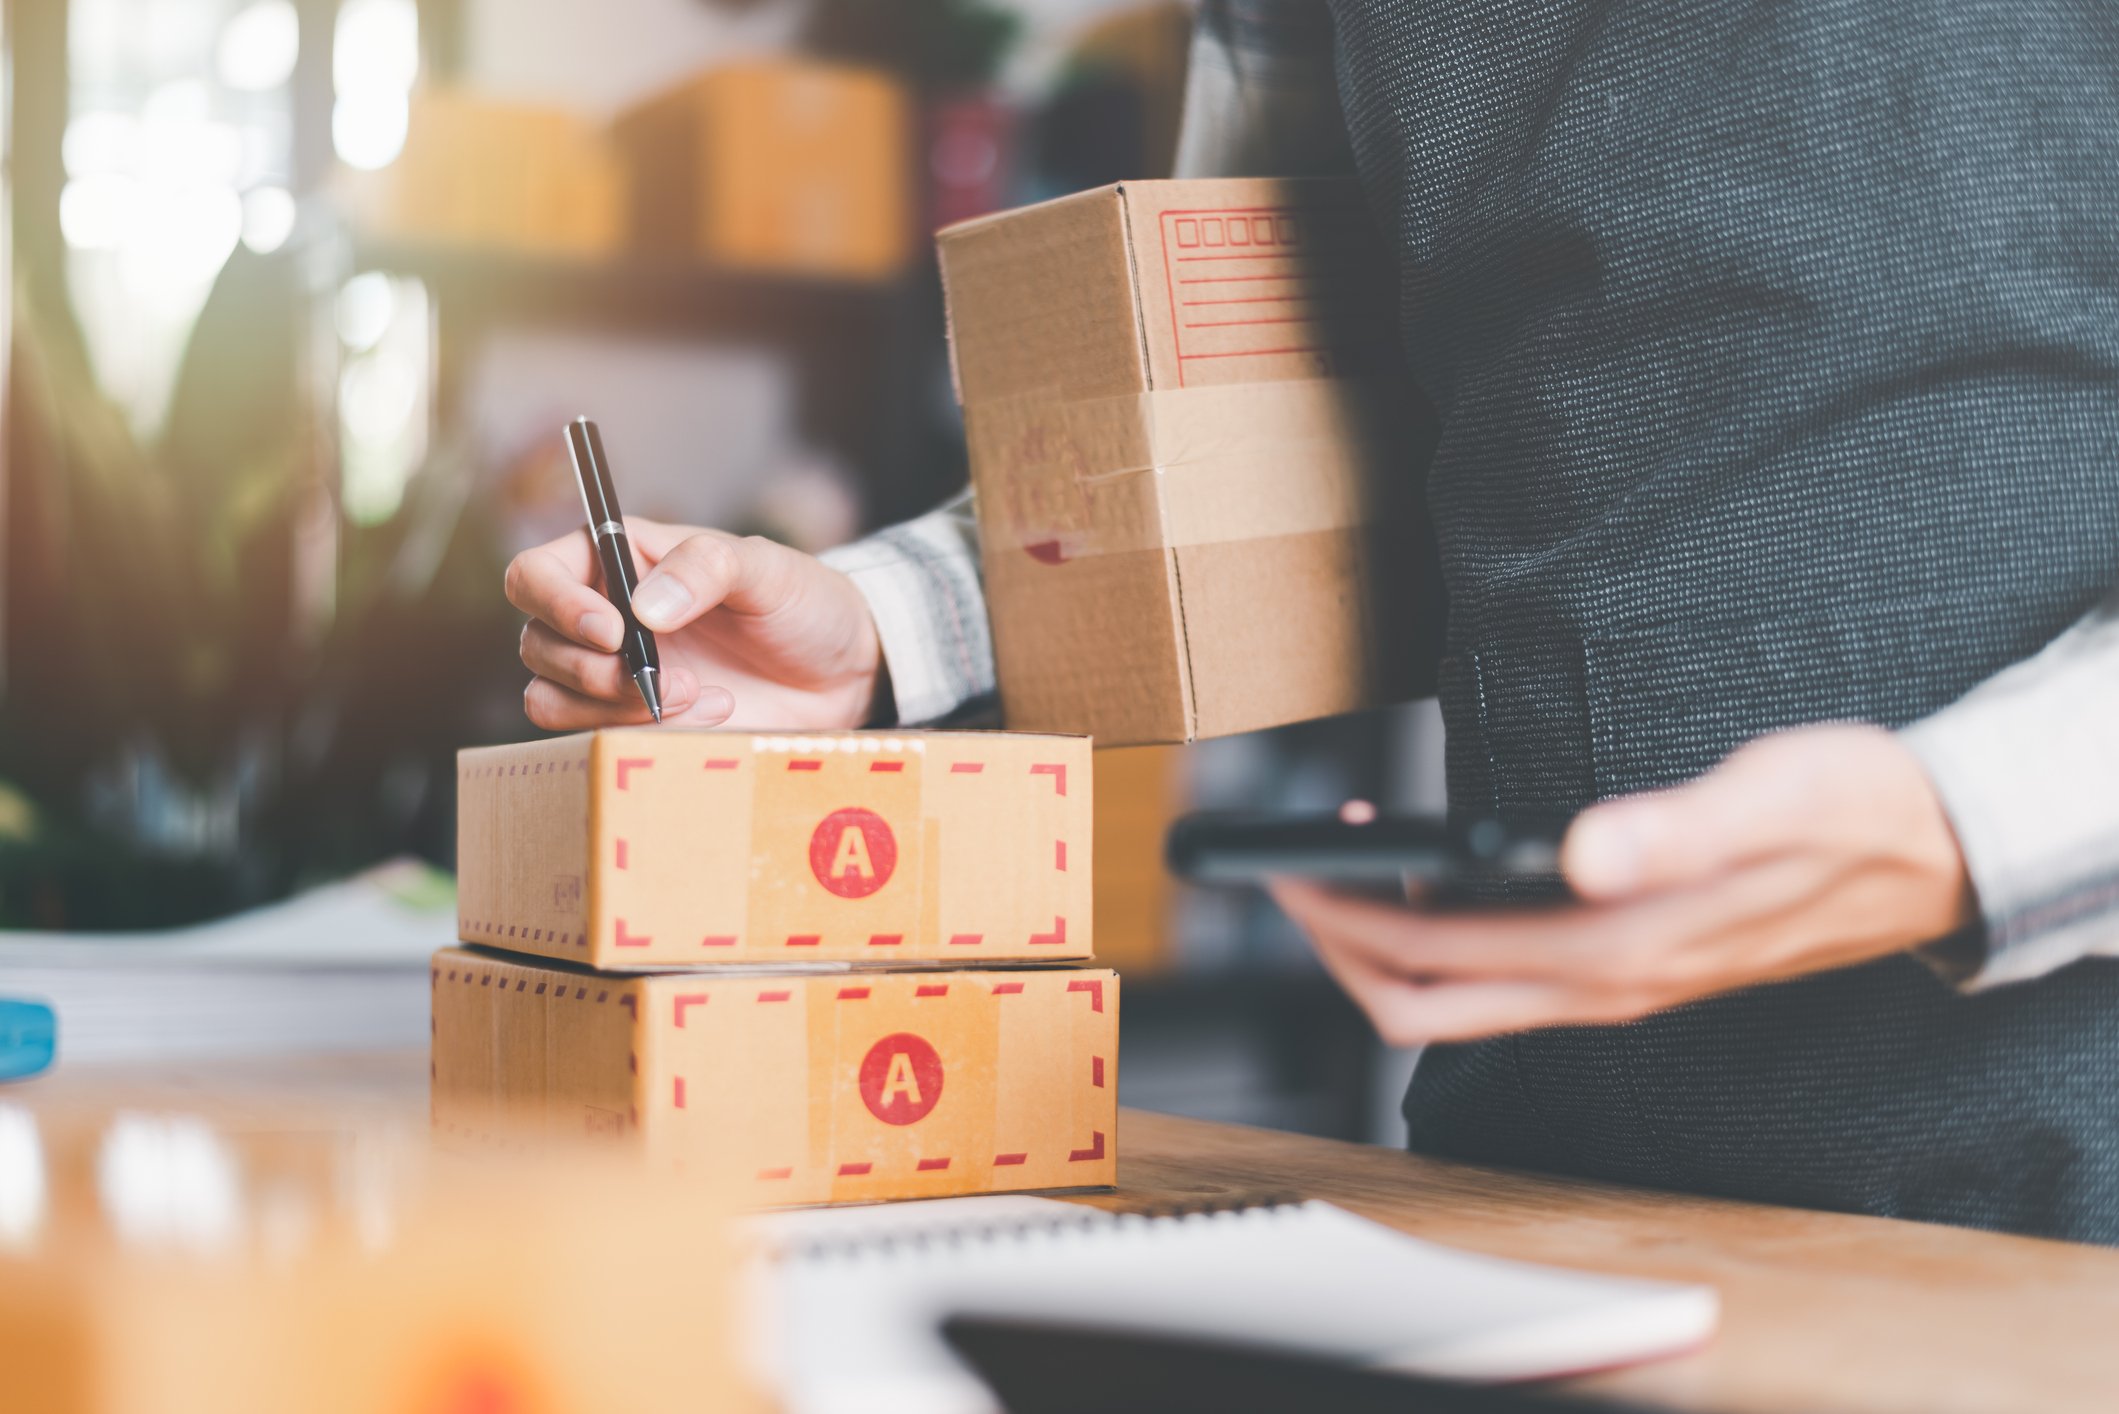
xmin=505 ymin=2 xmax=2119 ymax=1242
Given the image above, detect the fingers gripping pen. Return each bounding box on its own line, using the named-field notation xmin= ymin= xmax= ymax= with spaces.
xmin=564 ymin=417 xmax=664 ymax=723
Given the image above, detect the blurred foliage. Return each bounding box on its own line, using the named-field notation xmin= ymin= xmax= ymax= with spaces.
xmin=0 ymin=248 xmax=520 ymax=931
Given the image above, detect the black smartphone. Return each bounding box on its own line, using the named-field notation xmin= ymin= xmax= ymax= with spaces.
xmin=1164 ymin=810 xmax=1568 ymax=897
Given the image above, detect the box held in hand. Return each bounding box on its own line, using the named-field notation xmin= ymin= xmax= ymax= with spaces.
xmin=432 ymin=948 xmax=1119 ymax=1206
xmin=456 ymin=729 xmax=1093 ymax=969
xmin=938 ymin=176 xmax=1441 ymax=745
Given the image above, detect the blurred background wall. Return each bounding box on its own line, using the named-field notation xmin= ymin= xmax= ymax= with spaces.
xmin=0 ymin=0 xmax=1439 ymax=1144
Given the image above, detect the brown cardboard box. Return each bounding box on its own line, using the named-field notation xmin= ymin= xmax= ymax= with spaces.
xmin=456 ymin=728 xmax=1093 ymax=968
xmin=432 ymin=948 xmax=1119 ymax=1206
xmin=937 ymin=177 xmax=1438 ymax=744
xmin=1091 ymin=746 xmax=1183 ymax=975
xmin=340 ymin=89 xmax=627 ymax=256
xmin=615 ymin=60 xmax=912 ymax=279
xmin=0 ymin=1107 xmax=759 ymax=1414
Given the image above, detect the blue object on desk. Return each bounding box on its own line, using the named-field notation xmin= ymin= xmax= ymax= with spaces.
xmin=0 ymin=1000 xmax=56 ymax=1080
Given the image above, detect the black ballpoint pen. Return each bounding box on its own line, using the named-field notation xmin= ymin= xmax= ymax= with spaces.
xmin=564 ymin=417 xmax=664 ymax=723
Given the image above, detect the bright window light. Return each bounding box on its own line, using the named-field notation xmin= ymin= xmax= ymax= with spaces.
xmin=339 ymin=276 xmax=431 ymax=525
xmin=62 ymin=110 xmax=140 ymax=177
xmin=334 ymin=0 xmax=419 ymax=96
xmin=139 ymin=77 xmax=211 ymax=127
xmin=59 ymin=174 xmax=142 ymax=250
xmin=139 ymin=80 xmax=245 ymax=187
xmin=217 ymin=0 xmax=300 ymax=92
xmin=242 ymin=185 xmax=300 ymax=254
xmin=117 ymin=182 xmax=245 ymax=304
xmin=335 ymin=269 xmax=396 ymax=351
xmin=332 ymin=89 xmax=409 ymax=171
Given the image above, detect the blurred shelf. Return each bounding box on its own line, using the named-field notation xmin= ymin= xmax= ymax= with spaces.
xmin=341 ymin=235 xmax=910 ymax=340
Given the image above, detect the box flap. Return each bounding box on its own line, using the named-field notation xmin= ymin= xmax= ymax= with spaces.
xmin=937 ymin=184 xmax=1148 ymax=407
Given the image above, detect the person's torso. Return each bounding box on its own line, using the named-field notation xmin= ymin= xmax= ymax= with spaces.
xmin=1327 ymin=0 xmax=2119 ymax=1241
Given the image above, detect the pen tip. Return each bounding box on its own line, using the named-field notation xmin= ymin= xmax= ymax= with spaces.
xmin=635 ymin=667 xmax=664 ymax=725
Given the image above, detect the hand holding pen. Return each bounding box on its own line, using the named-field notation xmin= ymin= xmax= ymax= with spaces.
xmin=505 ymin=420 xmax=889 ymax=731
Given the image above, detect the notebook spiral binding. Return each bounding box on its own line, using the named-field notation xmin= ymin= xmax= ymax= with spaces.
xmin=767 ymin=1191 xmax=1308 ymax=1265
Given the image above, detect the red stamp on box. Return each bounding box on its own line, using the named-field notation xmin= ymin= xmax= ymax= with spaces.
xmin=809 ymin=807 xmax=898 ymax=899
xmin=859 ymin=1032 xmax=944 ymax=1126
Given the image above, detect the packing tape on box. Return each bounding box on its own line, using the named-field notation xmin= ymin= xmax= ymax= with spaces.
xmin=962 ymin=377 xmax=1411 ymax=562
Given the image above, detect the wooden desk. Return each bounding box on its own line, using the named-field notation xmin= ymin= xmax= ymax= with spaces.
xmin=26 ymin=1056 xmax=2119 ymax=1413
xmin=1104 ymin=1110 xmax=2119 ymax=1414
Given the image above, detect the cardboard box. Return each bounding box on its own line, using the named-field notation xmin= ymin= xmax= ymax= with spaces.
xmin=615 ymin=60 xmax=912 ymax=279
xmin=938 ymin=177 xmax=1439 ymax=744
xmin=432 ymin=948 xmax=1119 ymax=1206
xmin=457 ymin=729 xmax=1093 ymax=969
xmin=0 ymin=1107 xmax=759 ymax=1414
xmin=1092 ymin=746 xmax=1183 ymax=975
xmin=340 ymin=89 xmax=627 ymax=257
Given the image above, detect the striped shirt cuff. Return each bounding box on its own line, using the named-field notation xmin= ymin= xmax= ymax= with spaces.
xmin=1900 ymin=590 xmax=2119 ymax=991
xmin=820 ymin=498 xmax=997 ymax=727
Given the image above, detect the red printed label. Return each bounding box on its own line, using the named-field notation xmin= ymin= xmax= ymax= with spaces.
xmin=809 ymin=808 xmax=898 ymax=898
xmin=858 ymin=1032 xmax=943 ymax=1126
xmin=1157 ymin=201 xmax=1391 ymax=387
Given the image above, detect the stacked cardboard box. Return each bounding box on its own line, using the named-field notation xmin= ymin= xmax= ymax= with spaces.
xmin=1091 ymin=745 xmax=1184 ymax=975
xmin=434 ymin=728 xmax=1118 ymax=1206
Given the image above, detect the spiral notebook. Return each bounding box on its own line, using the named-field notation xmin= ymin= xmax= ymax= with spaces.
xmin=750 ymin=1194 xmax=1719 ymax=1414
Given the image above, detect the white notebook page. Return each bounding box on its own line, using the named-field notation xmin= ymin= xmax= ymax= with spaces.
xmin=750 ymin=1197 xmax=1717 ymax=1414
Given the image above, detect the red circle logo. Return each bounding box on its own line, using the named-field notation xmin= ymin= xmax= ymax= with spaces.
xmin=858 ymin=1032 xmax=944 ymax=1126
xmin=808 ymin=808 xmax=897 ymax=899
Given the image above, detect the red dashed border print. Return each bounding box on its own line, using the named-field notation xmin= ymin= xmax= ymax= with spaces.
xmin=632 ymin=970 xmax=1117 ymax=1194
xmin=441 ymin=961 xmax=1115 ymax=1192
xmin=530 ymin=737 xmax=1088 ymax=961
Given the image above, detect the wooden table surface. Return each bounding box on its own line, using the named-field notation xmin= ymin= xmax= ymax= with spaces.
xmin=26 ymin=1055 xmax=2119 ymax=1413
xmin=1107 ymin=1109 xmax=2119 ymax=1414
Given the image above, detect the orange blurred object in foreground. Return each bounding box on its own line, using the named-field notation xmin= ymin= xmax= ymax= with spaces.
xmin=0 ymin=1105 xmax=759 ymax=1414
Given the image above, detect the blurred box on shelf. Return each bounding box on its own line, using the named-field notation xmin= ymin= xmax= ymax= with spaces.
xmin=339 ymin=89 xmax=627 ymax=256
xmin=1091 ymin=746 xmax=1183 ymax=975
xmin=456 ymin=729 xmax=1092 ymax=969
xmin=615 ymin=60 xmax=913 ymax=279
xmin=938 ymin=176 xmax=1439 ymax=745
xmin=0 ymin=1105 xmax=758 ymax=1414
xmin=432 ymin=948 xmax=1119 ymax=1207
